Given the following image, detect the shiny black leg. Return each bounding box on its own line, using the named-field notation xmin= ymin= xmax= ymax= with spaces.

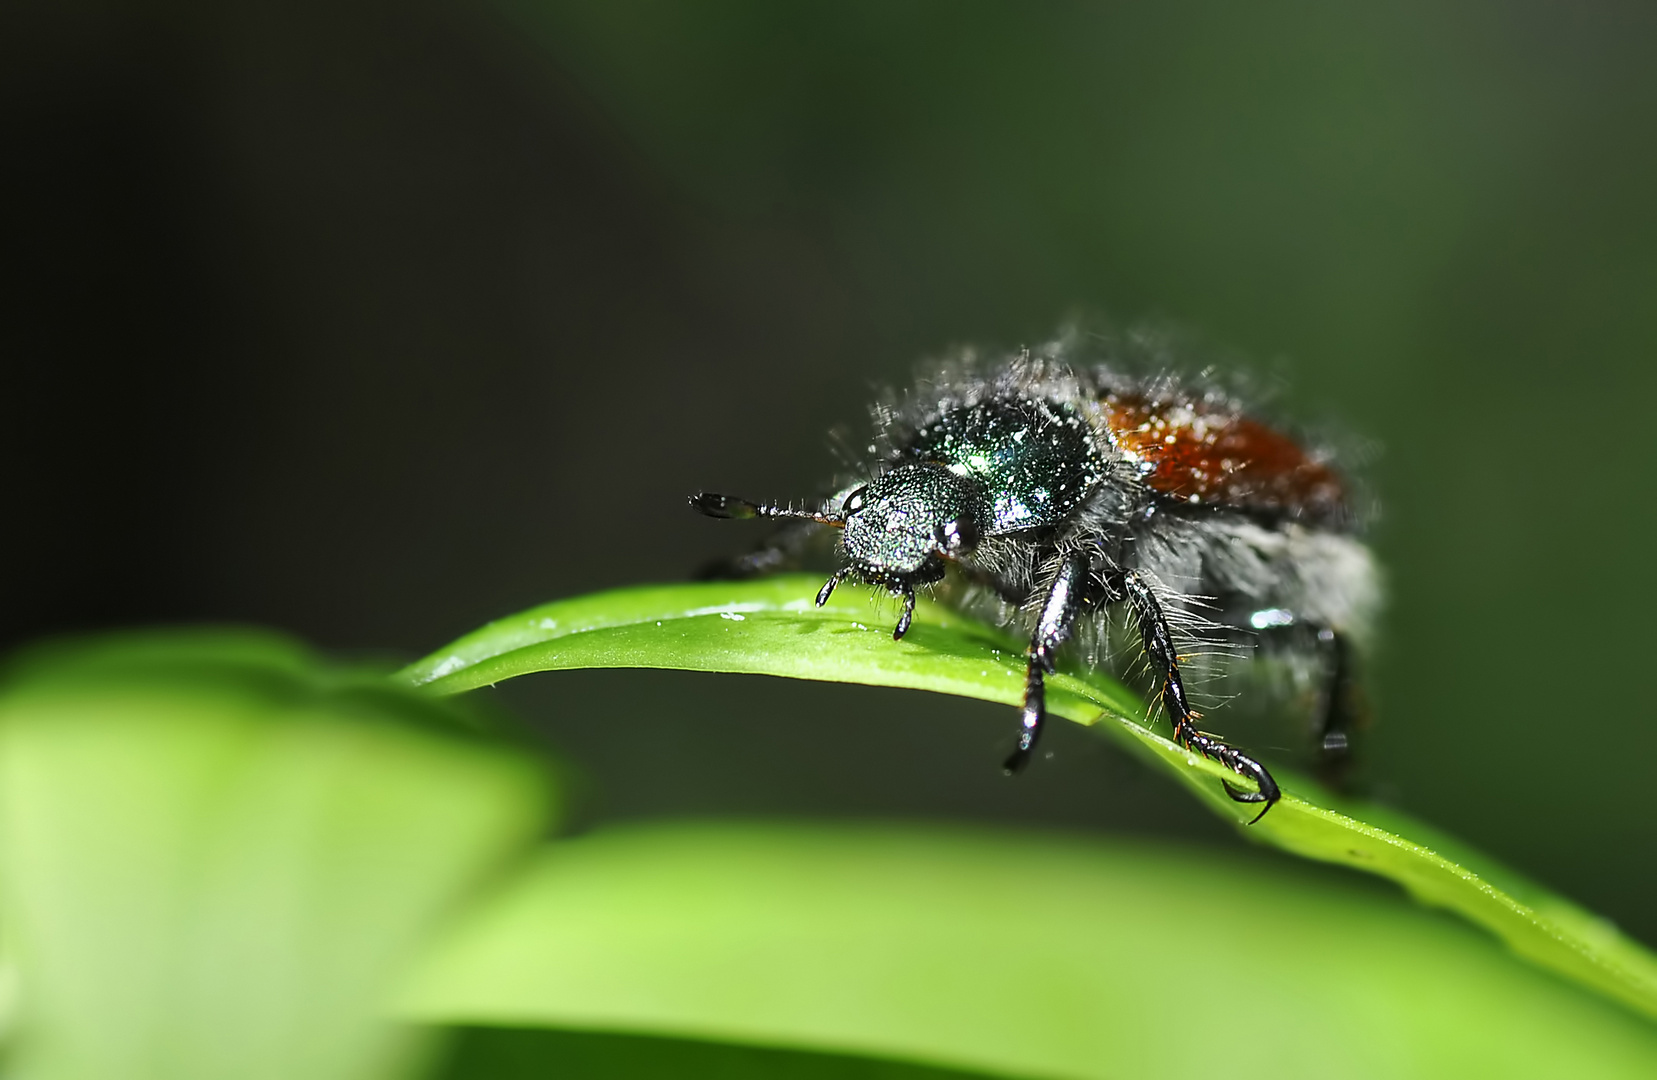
xmin=815 ymin=566 xmax=851 ymax=607
xmin=1003 ymin=550 xmax=1090 ymax=774
xmin=1312 ymin=625 xmax=1362 ymax=786
xmin=1255 ymin=617 xmax=1363 ymax=789
xmin=694 ymin=517 xmax=823 ymax=580
xmin=891 ymin=581 xmax=917 ymax=640
xmin=1111 ymin=569 xmax=1281 ymax=822
xmin=689 ymin=492 xmax=842 ymax=580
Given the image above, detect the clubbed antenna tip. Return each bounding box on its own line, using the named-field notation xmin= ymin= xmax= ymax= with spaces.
xmin=687 ymin=492 xmax=844 ymax=527
xmin=689 ymin=492 xmax=758 ymax=519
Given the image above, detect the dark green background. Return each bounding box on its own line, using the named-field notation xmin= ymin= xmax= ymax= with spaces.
xmin=6 ymin=1 xmax=1654 ymax=943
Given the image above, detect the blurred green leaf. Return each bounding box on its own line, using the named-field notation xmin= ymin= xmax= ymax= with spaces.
xmin=438 ymin=1026 xmax=1003 ymax=1080
xmin=400 ymin=578 xmax=1657 ymax=1023
xmin=0 ymin=630 xmax=553 ymax=1080
xmin=399 ymin=822 xmax=1657 ymax=1080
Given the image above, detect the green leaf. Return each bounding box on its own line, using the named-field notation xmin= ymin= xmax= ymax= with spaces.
xmin=399 ymin=577 xmax=1657 ymax=1023
xmin=0 ymin=630 xmax=553 ymax=1080
xmin=438 ymin=1025 xmax=1006 ymax=1080
xmin=399 ymin=822 xmax=1657 ymax=1080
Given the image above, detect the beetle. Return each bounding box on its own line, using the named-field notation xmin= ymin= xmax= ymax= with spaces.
xmin=691 ymin=330 xmax=1381 ymax=821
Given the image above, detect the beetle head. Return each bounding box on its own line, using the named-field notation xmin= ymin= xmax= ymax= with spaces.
xmin=838 ymin=462 xmax=983 ymax=579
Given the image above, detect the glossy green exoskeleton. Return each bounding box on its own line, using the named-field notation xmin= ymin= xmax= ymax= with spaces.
xmin=691 ymin=346 xmax=1382 ymax=822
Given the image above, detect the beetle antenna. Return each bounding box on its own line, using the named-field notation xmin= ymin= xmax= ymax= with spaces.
xmin=689 ymin=492 xmax=844 ymax=527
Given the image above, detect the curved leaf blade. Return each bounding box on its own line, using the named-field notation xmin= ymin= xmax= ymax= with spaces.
xmin=398 ymin=577 xmax=1657 ymax=1022
xmin=399 ymin=822 xmax=1657 ymax=1080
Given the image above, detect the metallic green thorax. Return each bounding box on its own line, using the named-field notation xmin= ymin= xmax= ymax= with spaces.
xmin=908 ymin=398 xmax=1104 ymax=535
xmin=838 ymin=398 xmax=1106 ymax=578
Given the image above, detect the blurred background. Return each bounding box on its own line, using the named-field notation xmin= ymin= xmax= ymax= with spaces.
xmin=4 ymin=0 xmax=1654 ymax=949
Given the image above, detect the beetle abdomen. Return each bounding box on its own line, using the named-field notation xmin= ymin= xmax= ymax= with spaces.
xmin=1099 ymin=390 xmax=1347 ymax=525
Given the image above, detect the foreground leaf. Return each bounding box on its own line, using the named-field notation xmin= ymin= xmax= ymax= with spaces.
xmin=0 ymin=631 xmax=552 ymax=1080
xmin=400 ymin=577 xmax=1657 ymax=1022
xmin=438 ymin=1026 xmax=1004 ymax=1080
xmin=399 ymin=822 xmax=1657 ymax=1080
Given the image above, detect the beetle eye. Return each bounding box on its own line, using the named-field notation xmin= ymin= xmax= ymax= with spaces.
xmin=936 ymin=516 xmax=979 ymax=554
xmin=842 ymin=486 xmax=868 ymax=515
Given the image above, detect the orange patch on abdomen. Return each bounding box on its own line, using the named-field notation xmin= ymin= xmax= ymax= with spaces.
xmin=1101 ymin=392 xmax=1346 ymax=521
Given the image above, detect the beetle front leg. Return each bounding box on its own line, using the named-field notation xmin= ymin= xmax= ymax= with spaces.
xmin=1003 ymin=550 xmax=1090 ymax=774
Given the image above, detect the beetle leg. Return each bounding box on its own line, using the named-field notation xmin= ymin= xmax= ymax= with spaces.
xmin=1003 ymin=550 xmax=1090 ymax=774
xmin=1254 ymin=616 xmax=1365 ymax=790
xmin=1110 ymin=568 xmax=1281 ymax=823
xmin=892 ymin=582 xmax=917 ymax=640
xmin=1311 ymin=625 xmax=1362 ymax=787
